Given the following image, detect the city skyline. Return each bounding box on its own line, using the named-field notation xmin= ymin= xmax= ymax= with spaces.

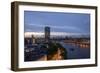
xmin=24 ymin=11 xmax=90 ymax=61
xmin=24 ymin=32 xmax=90 ymax=38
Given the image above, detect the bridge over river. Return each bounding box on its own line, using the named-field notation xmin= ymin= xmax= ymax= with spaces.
xmin=59 ymin=42 xmax=90 ymax=59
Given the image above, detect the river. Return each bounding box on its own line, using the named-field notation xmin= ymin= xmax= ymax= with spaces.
xmin=59 ymin=42 xmax=90 ymax=59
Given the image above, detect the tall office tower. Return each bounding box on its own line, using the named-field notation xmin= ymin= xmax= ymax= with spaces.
xmin=31 ymin=35 xmax=35 ymax=44
xmin=45 ymin=26 xmax=50 ymax=43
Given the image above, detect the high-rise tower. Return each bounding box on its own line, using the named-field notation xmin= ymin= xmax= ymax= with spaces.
xmin=45 ymin=26 xmax=50 ymax=43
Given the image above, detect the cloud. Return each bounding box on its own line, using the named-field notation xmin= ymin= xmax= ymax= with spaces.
xmin=25 ymin=23 xmax=81 ymax=32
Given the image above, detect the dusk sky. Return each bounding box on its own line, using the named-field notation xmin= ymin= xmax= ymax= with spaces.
xmin=24 ymin=11 xmax=90 ymax=35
